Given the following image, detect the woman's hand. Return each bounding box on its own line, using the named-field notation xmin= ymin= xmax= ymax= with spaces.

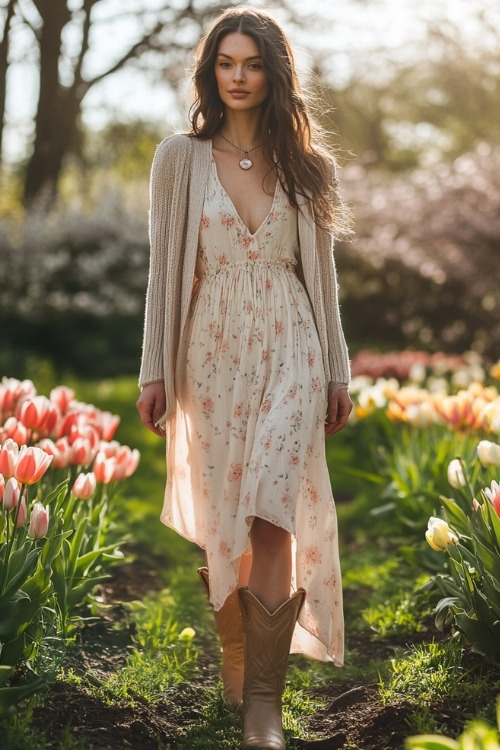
xmin=325 ymin=387 xmax=352 ymax=437
xmin=136 ymin=381 xmax=167 ymax=438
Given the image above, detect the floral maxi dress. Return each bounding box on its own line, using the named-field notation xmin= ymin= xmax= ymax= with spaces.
xmin=163 ymin=158 xmax=343 ymax=664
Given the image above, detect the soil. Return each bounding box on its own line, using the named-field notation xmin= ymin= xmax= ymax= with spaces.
xmin=28 ymin=557 xmax=461 ymax=750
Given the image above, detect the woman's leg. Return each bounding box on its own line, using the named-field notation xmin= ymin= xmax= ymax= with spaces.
xmin=248 ymin=517 xmax=292 ymax=612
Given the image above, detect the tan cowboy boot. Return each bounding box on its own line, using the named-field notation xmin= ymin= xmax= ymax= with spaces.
xmin=198 ymin=567 xmax=244 ymax=705
xmin=238 ymin=586 xmax=306 ymax=750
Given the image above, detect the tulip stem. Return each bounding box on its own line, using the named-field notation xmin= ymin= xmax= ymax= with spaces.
xmin=0 ymin=484 xmax=26 ymax=596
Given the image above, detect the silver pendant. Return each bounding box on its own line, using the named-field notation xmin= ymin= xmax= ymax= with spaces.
xmin=239 ymin=157 xmax=253 ymax=170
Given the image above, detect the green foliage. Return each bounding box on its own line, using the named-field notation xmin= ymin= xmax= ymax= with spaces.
xmin=406 ymin=699 xmax=500 ymax=750
xmin=379 ymin=641 xmax=465 ymax=708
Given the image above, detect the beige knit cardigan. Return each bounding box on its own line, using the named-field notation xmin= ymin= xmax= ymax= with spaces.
xmin=139 ymin=134 xmax=350 ymax=419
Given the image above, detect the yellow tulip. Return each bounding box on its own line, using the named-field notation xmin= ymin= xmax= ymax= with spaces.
xmin=425 ymin=517 xmax=458 ymax=552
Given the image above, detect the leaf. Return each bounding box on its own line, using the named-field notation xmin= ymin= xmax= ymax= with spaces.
xmin=0 ymin=666 xmax=14 ymax=687
xmin=441 ymin=497 xmax=470 ymax=535
xmin=405 ymin=736 xmax=458 ymax=750
xmin=0 ymin=676 xmax=45 ymax=717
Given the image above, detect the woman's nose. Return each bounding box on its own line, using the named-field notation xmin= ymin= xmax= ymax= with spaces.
xmin=233 ymin=64 xmax=245 ymax=82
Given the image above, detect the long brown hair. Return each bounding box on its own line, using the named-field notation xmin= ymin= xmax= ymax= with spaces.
xmin=189 ymin=6 xmax=351 ymax=235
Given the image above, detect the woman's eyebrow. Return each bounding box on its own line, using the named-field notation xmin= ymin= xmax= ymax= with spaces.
xmin=216 ymin=53 xmax=263 ymax=61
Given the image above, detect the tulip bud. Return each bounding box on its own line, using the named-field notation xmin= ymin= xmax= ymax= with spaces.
xmin=28 ymin=502 xmax=50 ymax=539
xmin=0 ymin=473 xmax=4 ymax=501
xmin=72 ymin=472 xmax=97 ymax=500
xmin=483 ymin=480 xmax=500 ymax=519
xmin=425 ymin=516 xmax=459 ymax=552
xmin=15 ymin=496 xmax=27 ymax=527
xmin=3 ymin=477 xmax=21 ymax=509
xmin=447 ymin=458 xmax=466 ymax=489
xmin=477 ymin=440 xmax=500 ymax=469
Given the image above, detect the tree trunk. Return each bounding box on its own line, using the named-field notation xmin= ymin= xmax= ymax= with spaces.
xmin=0 ymin=0 xmax=17 ymax=164
xmin=23 ymin=0 xmax=71 ymax=206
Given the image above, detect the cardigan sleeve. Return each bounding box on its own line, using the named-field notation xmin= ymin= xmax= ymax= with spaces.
xmin=319 ymin=228 xmax=351 ymax=389
xmin=138 ymin=135 xmax=191 ymax=393
xmin=320 ymin=160 xmax=351 ymax=388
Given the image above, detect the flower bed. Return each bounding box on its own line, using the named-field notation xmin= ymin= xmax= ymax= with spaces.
xmin=0 ymin=376 xmax=139 ymax=715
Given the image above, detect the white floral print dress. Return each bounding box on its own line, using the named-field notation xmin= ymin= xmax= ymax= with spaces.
xmin=162 ymin=157 xmax=343 ymax=664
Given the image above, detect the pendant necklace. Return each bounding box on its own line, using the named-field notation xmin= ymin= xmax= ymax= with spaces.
xmin=218 ymin=132 xmax=263 ymax=170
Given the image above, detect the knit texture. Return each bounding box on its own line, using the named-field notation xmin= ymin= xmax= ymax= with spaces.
xmin=139 ymin=134 xmax=350 ymax=417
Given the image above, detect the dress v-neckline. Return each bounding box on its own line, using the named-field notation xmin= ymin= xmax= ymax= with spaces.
xmin=211 ymin=156 xmax=279 ymax=237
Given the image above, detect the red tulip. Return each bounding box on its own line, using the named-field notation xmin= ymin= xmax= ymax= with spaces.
xmin=112 ymin=446 xmax=140 ymax=480
xmin=18 ymin=395 xmax=51 ymax=430
xmin=71 ymin=472 xmax=97 ymax=499
xmin=49 ymin=385 xmax=75 ymax=415
xmin=14 ymin=445 xmax=53 ymax=485
xmin=1 ymin=417 xmax=30 ymax=445
xmin=95 ymin=411 xmax=120 ymax=441
xmin=0 ymin=438 xmax=19 ymax=478
xmin=0 ymin=377 xmax=36 ymax=418
xmin=28 ymin=502 xmax=50 ymax=539
xmin=69 ymin=437 xmax=97 ymax=467
xmin=93 ymin=452 xmax=116 ymax=484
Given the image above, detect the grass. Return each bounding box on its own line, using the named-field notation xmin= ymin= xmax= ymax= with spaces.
xmin=4 ymin=370 xmax=500 ymax=748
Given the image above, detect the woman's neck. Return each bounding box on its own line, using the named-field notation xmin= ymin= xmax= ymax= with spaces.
xmin=219 ymin=110 xmax=263 ymax=149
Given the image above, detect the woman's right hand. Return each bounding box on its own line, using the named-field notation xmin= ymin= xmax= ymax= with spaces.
xmin=136 ymin=381 xmax=167 ymax=438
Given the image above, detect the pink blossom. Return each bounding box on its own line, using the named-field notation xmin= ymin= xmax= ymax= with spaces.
xmin=111 ymin=446 xmax=140 ymax=480
xmin=0 ymin=377 xmax=36 ymax=418
xmin=0 ymin=473 xmax=4 ymax=501
xmin=72 ymin=472 xmax=97 ymax=499
xmin=0 ymin=438 xmax=19 ymax=477
xmin=93 ymin=452 xmax=116 ymax=484
xmin=69 ymin=437 xmax=97 ymax=467
xmin=201 ymin=396 xmax=214 ymax=414
xmin=49 ymin=385 xmax=75 ymax=415
xmin=17 ymin=395 xmax=54 ymax=432
xmin=1 ymin=417 xmax=30 ymax=445
xmin=28 ymin=502 xmax=50 ymax=539
xmin=93 ymin=411 xmax=120 ymax=441
xmin=14 ymin=445 xmax=53 ymax=485
xmin=226 ymin=463 xmax=243 ymax=482
xmin=3 ymin=477 xmax=21 ymax=509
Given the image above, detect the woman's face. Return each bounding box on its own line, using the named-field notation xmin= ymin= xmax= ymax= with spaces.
xmin=214 ymin=32 xmax=269 ymax=114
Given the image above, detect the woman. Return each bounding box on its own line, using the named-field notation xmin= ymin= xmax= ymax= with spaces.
xmin=136 ymin=7 xmax=352 ymax=749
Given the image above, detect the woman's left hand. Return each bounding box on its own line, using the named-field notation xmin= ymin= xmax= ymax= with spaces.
xmin=325 ymin=388 xmax=353 ymax=436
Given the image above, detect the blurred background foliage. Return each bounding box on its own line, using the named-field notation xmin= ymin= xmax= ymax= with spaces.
xmin=0 ymin=0 xmax=499 ymax=379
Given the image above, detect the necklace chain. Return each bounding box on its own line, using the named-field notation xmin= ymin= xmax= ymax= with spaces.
xmin=218 ymin=132 xmax=263 ymax=156
xmin=218 ymin=132 xmax=263 ymax=170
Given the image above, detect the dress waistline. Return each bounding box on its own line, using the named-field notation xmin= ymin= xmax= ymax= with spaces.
xmin=199 ymin=258 xmax=297 ymax=280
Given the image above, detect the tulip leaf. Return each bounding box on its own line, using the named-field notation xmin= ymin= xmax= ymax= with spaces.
xmin=0 ymin=676 xmax=45 ymax=717
xmin=0 ymin=666 xmax=14 ymax=687
xmin=454 ymin=613 xmax=500 ymax=661
xmin=472 ymin=536 xmax=500 ymax=582
xmin=66 ymin=574 xmax=109 ymax=609
xmin=441 ymin=497 xmax=470 ymax=535
xmin=405 ymin=736 xmax=458 ymax=749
